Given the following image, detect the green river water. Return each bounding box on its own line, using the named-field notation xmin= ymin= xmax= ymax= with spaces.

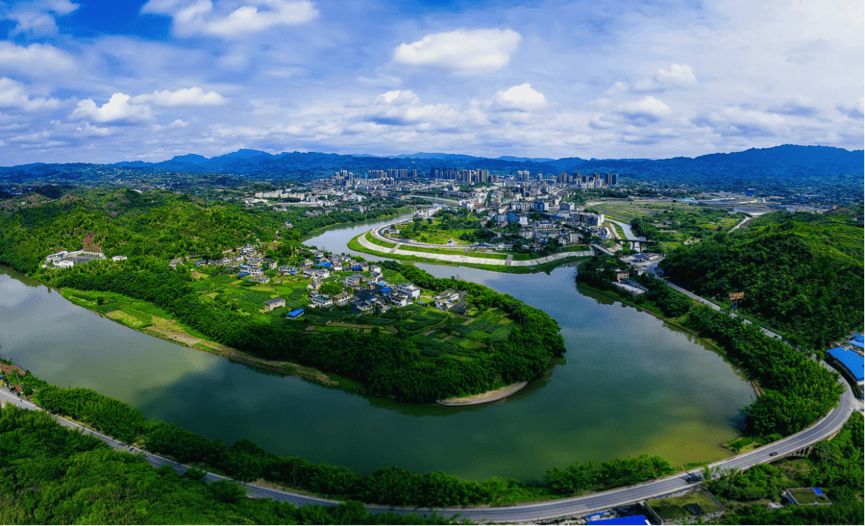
xmin=0 ymin=216 xmax=754 ymax=481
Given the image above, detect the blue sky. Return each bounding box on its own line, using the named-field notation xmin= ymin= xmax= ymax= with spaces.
xmin=0 ymin=0 xmax=861 ymax=164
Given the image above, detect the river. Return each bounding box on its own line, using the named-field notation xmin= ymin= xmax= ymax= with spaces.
xmin=0 ymin=215 xmax=754 ymax=481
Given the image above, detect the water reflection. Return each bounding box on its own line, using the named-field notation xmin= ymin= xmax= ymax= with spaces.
xmin=0 ymin=218 xmax=755 ymax=479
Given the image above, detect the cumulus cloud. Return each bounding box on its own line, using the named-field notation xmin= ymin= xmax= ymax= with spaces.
xmin=492 ymin=84 xmax=547 ymax=111
xmin=0 ymin=42 xmax=77 ymax=77
xmin=72 ymin=93 xmax=153 ymax=123
xmin=132 ymin=87 xmax=228 ymax=106
xmin=75 ymin=122 xmax=112 ymax=136
xmin=374 ymin=90 xmax=420 ymax=106
xmin=0 ymin=77 xmax=62 ymax=111
xmin=393 ymin=28 xmax=521 ymax=75
xmin=141 ymin=0 xmax=318 ymax=38
xmin=366 ymin=89 xmax=488 ymax=128
xmin=5 ymin=0 xmax=79 ymax=35
xmin=616 ymin=96 xmax=672 ymax=124
xmin=608 ymin=64 xmax=698 ymax=95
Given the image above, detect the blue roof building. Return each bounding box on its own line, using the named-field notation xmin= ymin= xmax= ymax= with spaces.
xmin=587 ymin=516 xmax=651 ymax=525
xmin=849 ymin=334 xmax=864 ymax=349
xmin=826 ymin=347 xmax=864 ymax=388
xmin=286 ymin=308 xmax=305 ymax=319
xmin=314 ymin=261 xmax=332 ymax=268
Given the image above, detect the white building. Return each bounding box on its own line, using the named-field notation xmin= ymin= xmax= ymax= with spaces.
xmin=396 ymin=283 xmax=421 ymax=299
xmin=310 ymin=294 xmax=333 ymax=308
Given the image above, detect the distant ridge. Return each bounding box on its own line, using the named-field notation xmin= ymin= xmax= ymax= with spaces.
xmin=2 ymin=145 xmax=862 ymax=181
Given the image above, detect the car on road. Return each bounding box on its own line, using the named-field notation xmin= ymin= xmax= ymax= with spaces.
xmin=769 ymin=452 xmax=778 ymax=456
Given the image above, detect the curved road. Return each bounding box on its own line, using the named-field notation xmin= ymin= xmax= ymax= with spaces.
xmin=1 ymin=363 xmax=858 ymax=523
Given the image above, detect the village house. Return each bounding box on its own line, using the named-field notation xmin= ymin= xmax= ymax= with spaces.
xmin=263 ymin=298 xmax=285 ymax=311
xmin=434 ymin=290 xmax=461 ymax=311
xmin=396 ymin=283 xmax=421 ymax=299
xmin=345 ymin=273 xmax=365 ymax=288
xmin=389 ymin=292 xmax=409 ymax=307
xmin=310 ymin=294 xmax=333 ymax=308
xmin=333 ymin=291 xmax=354 ymax=306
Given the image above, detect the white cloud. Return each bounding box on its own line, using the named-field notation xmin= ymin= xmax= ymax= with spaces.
xmin=0 ymin=77 xmax=61 ymax=111
xmin=365 ymin=90 xmax=488 ymax=128
xmin=75 ymin=123 xmax=112 ymax=136
xmin=72 ymin=93 xmax=154 ymax=123
xmin=492 ymin=84 xmax=547 ymax=111
xmin=374 ymin=90 xmax=419 ymax=106
xmin=0 ymin=42 xmax=76 ymax=77
xmin=393 ymin=28 xmax=521 ymax=75
xmin=651 ymin=64 xmax=697 ymax=88
xmin=616 ymin=96 xmax=672 ymax=124
xmin=141 ymin=0 xmax=318 ymax=38
xmin=169 ymin=118 xmax=189 ymax=128
xmin=132 ymin=87 xmax=228 ymax=106
xmin=693 ymin=106 xmax=787 ymax=137
xmin=609 ymin=64 xmax=698 ymax=94
xmin=5 ymin=0 xmax=79 ymax=35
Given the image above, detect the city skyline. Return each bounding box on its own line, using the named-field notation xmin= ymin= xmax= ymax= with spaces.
xmin=0 ymin=0 xmax=861 ymax=165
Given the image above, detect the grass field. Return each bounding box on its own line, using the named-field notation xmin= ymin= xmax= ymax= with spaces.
xmin=787 ymin=488 xmax=832 ymax=505
xmin=647 ymin=492 xmax=721 ymax=520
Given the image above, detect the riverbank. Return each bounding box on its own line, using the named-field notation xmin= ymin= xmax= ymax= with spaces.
xmin=298 ymin=207 xmax=413 ymax=243
xmin=437 ymin=382 xmax=528 ymax=406
xmin=575 ymin=281 xmax=760 ymax=399
xmin=351 ymin=232 xmax=591 ymax=273
xmin=58 ymin=287 xmax=368 ymax=395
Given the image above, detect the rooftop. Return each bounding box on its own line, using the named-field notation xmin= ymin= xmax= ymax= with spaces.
xmin=827 ymin=347 xmax=864 ymax=382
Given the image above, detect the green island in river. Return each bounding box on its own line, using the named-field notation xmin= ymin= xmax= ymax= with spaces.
xmin=0 ymin=188 xmax=565 ymax=402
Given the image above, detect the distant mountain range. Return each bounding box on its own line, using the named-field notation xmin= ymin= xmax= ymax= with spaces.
xmin=0 ymin=145 xmax=861 ymax=182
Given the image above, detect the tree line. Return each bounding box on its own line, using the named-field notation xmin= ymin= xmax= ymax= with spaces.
xmin=684 ymin=306 xmax=843 ymax=438
xmin=0 ymin=404 xmax=457 ymax=524
xmin=26 ymin=381 xmax=676 ymax=509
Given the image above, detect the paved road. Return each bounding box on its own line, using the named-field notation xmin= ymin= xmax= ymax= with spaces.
xmin=1 ymin=359 xmax=859 ymax=524
xmin=728 ymin=216 xmax=751 ymax=233
xmin=664 ymin=282 xmax=784 ymax=341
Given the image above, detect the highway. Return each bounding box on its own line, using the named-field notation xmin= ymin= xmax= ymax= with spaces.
xmin=1 ymin=358 xmax=859 ymax=523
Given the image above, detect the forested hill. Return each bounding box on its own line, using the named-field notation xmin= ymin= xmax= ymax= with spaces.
xmin=0 ymin=188 xmax=403 ymax=273
xmin=660 ymin=210 xmax=864 ymax=348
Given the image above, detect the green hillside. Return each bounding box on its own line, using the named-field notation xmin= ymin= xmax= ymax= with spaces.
xmin=660 ymin=210 xmax=863 ymax=348
xmin=0 ymin=188 xmax=407 ymax=273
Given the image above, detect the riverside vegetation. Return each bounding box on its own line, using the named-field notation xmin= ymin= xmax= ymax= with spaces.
xmin=0 ymin=404 xmax=455 ymax=525
xmin=578 ymin=250 xmax=844 ymax=444
xmin=0 ymin=359 xmax=676 ymax=510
